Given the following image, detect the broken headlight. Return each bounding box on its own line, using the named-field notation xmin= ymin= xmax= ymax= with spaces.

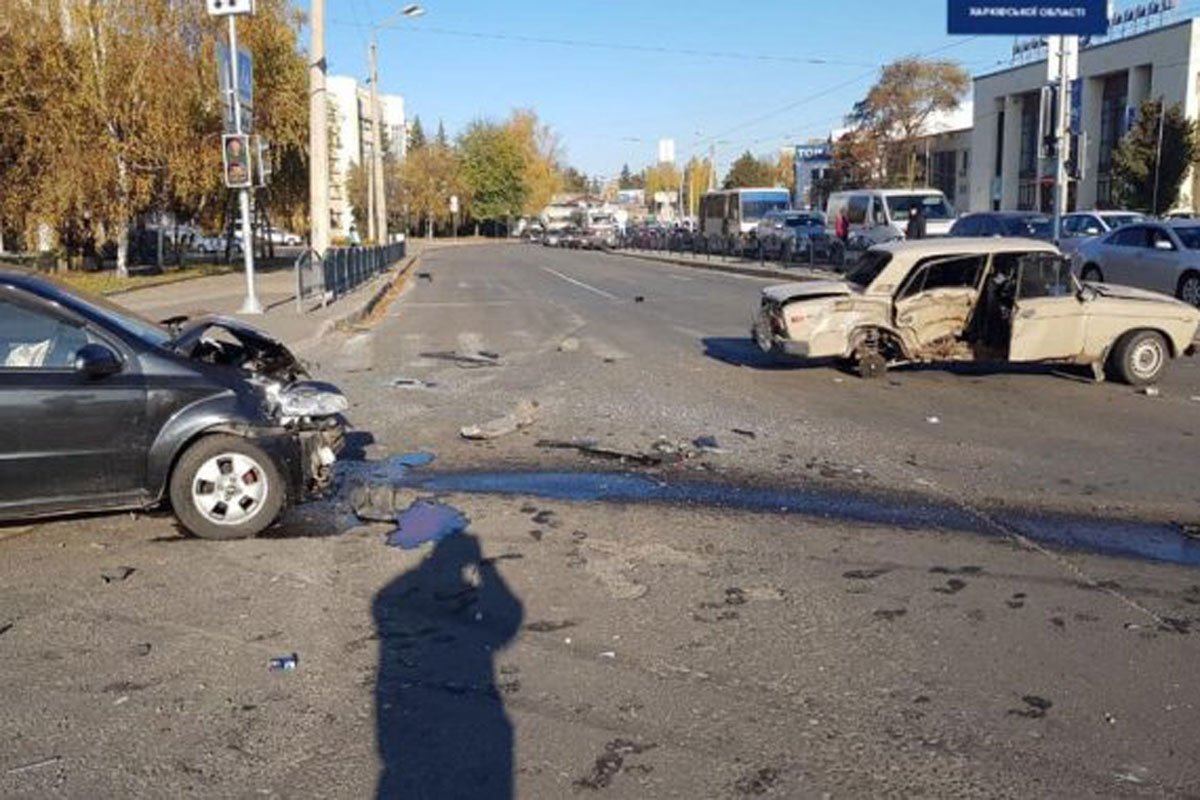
xmin=275 ymin=381 xmax=349 ymax=418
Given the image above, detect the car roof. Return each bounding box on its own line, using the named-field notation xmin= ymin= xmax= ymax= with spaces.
xmin=877 ymin=237 xmax=1057 ymax=256
xmin=962 ymin=211 xmax=1047 ymax=219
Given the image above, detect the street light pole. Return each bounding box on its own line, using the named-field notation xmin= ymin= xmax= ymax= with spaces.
xmin=228 ymin=15 xmax=261 ymax=314
xmin=370 ymin=36 xmax=387 ymax=243
xmin=309 ymin=0 xmax=330 ymax=258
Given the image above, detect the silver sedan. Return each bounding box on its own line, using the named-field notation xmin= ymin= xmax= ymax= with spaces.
xmin=1074 ymin=220 xmax=1200 ymax=307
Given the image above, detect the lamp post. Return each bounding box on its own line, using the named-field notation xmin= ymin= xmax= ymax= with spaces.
xmin=309 ymin=0 xmax=329 ymax=259
xmin=369 ymin=4 xmax=424 ymax=245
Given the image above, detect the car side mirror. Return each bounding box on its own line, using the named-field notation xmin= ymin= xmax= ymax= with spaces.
xmin=75 ymin=343 xmax=122 ymax=378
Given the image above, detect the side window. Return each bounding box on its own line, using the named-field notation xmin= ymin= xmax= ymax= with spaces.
xmin=871 ymin=199 xmax=887 ymax=225
xmin=0 ymin=298 xmax=92 ymax=370
xmin=898 ymin=255 xmax=984 ymax=298
xmin=1017 ymin=256 xmax=1072 ymax=299
xmin=1083 ymin=216 xmax=1104 ymax=235
xmin=847 ymin=196 xmax=868 ymax=225
xmin=952 ymin=216 xmax=977 ymax=236
xmin=1061 ymin=216 xmax=1080 ymax=236
xmin=1109 ymin=226 xmax=1144 ymax=247
xmin=1149 ymin=227 xmax=1175 ymax=250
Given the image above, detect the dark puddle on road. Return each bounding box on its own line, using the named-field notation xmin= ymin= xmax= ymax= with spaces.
xmin=378 ymin=467 xmax=1200 ymax=568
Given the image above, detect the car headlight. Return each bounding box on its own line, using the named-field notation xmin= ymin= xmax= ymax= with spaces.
xmin=276 ymin=382 xmax=349 ymax=417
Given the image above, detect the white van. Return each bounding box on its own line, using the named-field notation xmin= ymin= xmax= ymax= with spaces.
xmin=825 ymin=189 xmax=956 ymax=244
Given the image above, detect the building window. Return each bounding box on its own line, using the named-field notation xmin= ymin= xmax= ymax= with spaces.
xmin=931 ymin=150 xmax=958 ymax=205
xmin=1097 ymin=72 xmax=1129 ymax=207
xmin=1019 ymin=94 xmax=1039 ymax=179
xmin=1018 ymin=180 xmax=1038 ymax=211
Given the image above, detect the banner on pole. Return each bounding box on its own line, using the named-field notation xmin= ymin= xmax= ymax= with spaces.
xmin=948 ymin=0 xmax=1109 ymax=35
xmin=223 ymin=134 xmax=252 ymax=188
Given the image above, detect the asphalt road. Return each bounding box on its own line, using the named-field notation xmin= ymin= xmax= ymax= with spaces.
xmin=2 ymin=243 xmax=1199 ymax=798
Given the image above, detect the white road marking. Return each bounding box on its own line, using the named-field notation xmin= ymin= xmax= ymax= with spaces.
xmin=539 ymin=266 xmax=619 ymax=299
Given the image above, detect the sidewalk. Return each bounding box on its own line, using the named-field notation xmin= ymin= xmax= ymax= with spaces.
xmin=115 ymin=239 xmax=453 ymax=353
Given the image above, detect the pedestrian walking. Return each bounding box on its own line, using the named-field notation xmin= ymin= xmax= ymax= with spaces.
xmin=835 ymin=208 xmax=849 ymax=243
xmin=906 ymin=205 xmax=927 ymax=240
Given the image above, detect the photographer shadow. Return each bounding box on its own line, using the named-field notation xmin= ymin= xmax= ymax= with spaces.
xmin=373 ymin=532 xmax=523 ymax=799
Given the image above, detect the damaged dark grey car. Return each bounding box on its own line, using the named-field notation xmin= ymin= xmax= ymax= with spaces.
xmin=0 ymin=268 xmax=346 ymax=539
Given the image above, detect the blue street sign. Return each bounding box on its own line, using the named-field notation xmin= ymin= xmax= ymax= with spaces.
xmin=948 ymin=0 xmax=1109 ymax=35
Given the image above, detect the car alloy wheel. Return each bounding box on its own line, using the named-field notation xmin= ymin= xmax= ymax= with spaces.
xmin=1180 ymin=274 xmax=1200 ymax=307
xmin=1128 ymin=336 xmax=1166 ymax=382
xmin=191 ymin=452 xmax=269 ymax=526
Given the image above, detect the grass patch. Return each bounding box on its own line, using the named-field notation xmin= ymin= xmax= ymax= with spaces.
xmin=52 ymin=264 xmax=235 ymax=296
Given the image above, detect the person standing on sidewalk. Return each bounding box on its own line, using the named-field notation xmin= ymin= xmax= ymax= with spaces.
xmin=835 ymin=208 xmax=849 ymax=244
xmin=906 ymin=205 xmax=927 ymax=240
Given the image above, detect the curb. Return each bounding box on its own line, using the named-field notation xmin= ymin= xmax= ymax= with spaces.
xmin=606 ymin=249 xmax=839 ymax=282
xmin=310 ymin=252 xmax=421 ymax=341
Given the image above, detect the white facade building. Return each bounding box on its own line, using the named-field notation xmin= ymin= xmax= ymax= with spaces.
xmin=657 ymin=138 xmax=676 ymax=164
xmin=969 ymin=17 xmax=1200 ymax=214
xmin=326 ymin=74 xmax=407 ymax=240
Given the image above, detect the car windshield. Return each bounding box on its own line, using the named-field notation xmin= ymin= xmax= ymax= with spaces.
xmin=741 ymin=192 xmax=790 ymax=222
xmin=885 ymin=194 xmax=953 ymax=220
xmin=1105 ymin=214 xmax=1143 ymax=229
xmin=1004 ymin=216 xmax=1052 ymax=238
xmin=1172 ymin=226 xmax=1200 ymax=249
xmin=43 ymin=276 xmax=171 ymax=348
xmin=844 ymin=250 xmax=893 ymax=288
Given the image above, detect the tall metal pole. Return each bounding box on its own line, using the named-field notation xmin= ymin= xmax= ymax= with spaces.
xmin=309 ymin=0 xmax=330 ymax=258
xmin=229 ymin=16 xmax=262 ymax=314
xmin=370 ymin=37 xmax=388 ymax=243
xmin=1052 ymin=36 xmax=1075 ymax=243
xmin=366 ymin=131 xmax=377 ymax=241
xmin=1152 ymin=98 xmax=1166 ymax=215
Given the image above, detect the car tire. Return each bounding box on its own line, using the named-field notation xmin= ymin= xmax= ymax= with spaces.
xmin=1081 ymin=264 xmax=1104 ymax=283
xmin=1108 ymin=330 xmax=1169 ymax=386
xmin=169 ymin=435 xmax=286 ymax=540
xmin=1177 ymin=271 xmax=1200 ymax=308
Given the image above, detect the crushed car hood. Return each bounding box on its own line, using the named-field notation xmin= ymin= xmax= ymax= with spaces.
xmin=168 ymin=315 xmax=307 ymax=380
xmin=762 ymin=280 xmax=854 ymax=304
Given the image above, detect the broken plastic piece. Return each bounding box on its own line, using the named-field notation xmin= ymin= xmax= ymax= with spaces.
xmin=269 ymin=653 xmax=299 ymax=672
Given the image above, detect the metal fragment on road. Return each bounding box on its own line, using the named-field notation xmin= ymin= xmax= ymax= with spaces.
xmin=419 ymin=350 xmax=502 ymax=368
xmin=6 ymin=756 xmax=62 ymax=775
xmin=460 ymin=400 xmax=538 ymax=440
xmin=388 ymin=377 xmax=436 ymax=389
xmin=269 ymin=653 xmax=299 ymax=672
xmin=1139 ymin=386 xmax=1160 ymax=397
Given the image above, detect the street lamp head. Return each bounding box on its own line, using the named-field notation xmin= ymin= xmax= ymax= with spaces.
xmin=401 ymin=4 xmax=425 ymax=17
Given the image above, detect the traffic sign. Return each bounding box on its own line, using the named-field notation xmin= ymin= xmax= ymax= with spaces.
xmin=223 ymin=134 xmax=252 ymax=188
xmin=948 ymin=0 xmax=1109 ymax=35
xmin=254 ymin=137 xmax=271 ymax=187
xmin=216 ymin=43 xmax=254 ymax=134
xmin=206 ymin=0 xmax=255 ymax=17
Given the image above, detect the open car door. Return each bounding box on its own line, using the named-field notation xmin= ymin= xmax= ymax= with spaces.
xmin=893 ymin=253 xmax=987 ymax=357
xmin=1008 ymin=254 xmax=1086 ymax=362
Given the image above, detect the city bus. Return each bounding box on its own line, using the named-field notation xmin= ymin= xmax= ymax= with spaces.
xmin=699 ymin=188 xmax=791 ymax=237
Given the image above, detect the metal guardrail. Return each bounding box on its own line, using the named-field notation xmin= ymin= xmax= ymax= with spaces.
xmin=615 ymin=231 xmax=851 ymax=270
xmin=294 ymin=241 xmax=406 ymax=312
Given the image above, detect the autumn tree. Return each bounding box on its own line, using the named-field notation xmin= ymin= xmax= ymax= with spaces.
xmin=1112 ymin=100 xmax=1198 ymax=215
xmin=398 ymin=141 xmax=463 ymax=237
xmin=645 ymin=163 xmax=681 ymax=196
xmin=560 ymin=166 xmax=589 ymax=194
xmin=683 ymin=157 xmax=714 ymax=216
xmin=847 ymin=58 xmax=970 ymax=187
xmin=775 ymin=150 xmax=796 ymax=195
xmin=618 ymin=163 xmax=634 ymax=189
xmin=459 ymin=119 xmax=527 ymax=230
xmin=507 ymin=109 xmax=562 ymax=216
xmin=723 ymin=151 xmax=776 ymax=189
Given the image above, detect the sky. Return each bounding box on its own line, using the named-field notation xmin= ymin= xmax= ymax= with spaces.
xmin=320 ymin=1 xmax=1036 ymax=179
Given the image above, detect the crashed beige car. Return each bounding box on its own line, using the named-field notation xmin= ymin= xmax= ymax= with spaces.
xmin=753 ymin=238 xmax=1200 ymax=385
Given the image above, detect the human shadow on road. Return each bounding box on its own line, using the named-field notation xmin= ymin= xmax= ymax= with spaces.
xmin=373 ymin=532 xmax=524 ymax=799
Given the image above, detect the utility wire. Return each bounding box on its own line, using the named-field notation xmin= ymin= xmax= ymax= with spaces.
xmin=329 ymin=19 xmax=884 ymax=68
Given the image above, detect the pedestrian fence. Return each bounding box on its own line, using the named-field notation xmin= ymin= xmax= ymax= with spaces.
xmin=294 ymin=242 xmax=406 ymax=312
xmin=615 ymin=230 xmax=863 ymax=272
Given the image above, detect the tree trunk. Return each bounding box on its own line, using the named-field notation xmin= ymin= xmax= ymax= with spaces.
xmin=115 ymin=154 xmax=132 ymax=278
xmin=116 ymin=224 xmax=130 ymax=278
xmin=156 ymin=210 xmax=165 ymax=272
